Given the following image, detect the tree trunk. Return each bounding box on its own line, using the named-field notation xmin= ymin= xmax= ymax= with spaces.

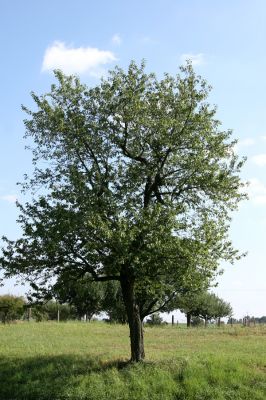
xmin=3 ymin=311 xmax=7 ymax=324
xmin=217 ymin=317 xmax=221 ymax=327
xmin=187 ymin=313 xmax=191 ymax=327
xmin=121 ymin=275 xmax=145 ymax=362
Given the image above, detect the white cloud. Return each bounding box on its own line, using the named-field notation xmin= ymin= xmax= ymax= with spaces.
xmin=42 ymin=41 xmax=117 ymax=76
xmin=180 ymin=53 xmax=205 ymax=66
xmin=0 ymin=195 xmax=17 ymax=203
xmin=111 ymin=34 xmax=122 ymax=46
xmin=248 ymin=178 xmax=266 ymax=204
xmin=251 ymin=154 xmax=266 ymax=166
xmin=260 ymin=135 xmax=266 ymax=141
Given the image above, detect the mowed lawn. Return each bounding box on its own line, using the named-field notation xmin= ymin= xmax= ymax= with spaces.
xmin=0 ymin=322 xmax=265 ymax=400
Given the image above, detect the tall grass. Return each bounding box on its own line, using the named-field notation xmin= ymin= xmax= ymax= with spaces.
xmin=0 ymin=322 xmax=265 ymax=399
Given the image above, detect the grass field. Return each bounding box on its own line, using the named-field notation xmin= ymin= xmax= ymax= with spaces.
xmin=0 ymin=322 xmax=265 ymax=400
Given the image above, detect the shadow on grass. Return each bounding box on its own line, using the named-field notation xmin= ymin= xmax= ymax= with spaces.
xmin=0 ymin=354 xmax=130 ymax=400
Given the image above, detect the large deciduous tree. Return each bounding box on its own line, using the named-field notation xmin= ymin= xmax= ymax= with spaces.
xmin=1 ymin=62 xmax=245 ymax=361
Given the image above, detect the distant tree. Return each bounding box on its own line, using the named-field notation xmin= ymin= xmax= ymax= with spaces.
xmin=178 ymin=291 xmax=233 ymax=327
xmin=32 ymin=301 xmax=76 ymax=321
xmin=146 ymin=313 xmax=163 ymax=326
xmin=1 ymin=62 xmax=245 ymax=361
xmin=0 ymin=295 xmax=25 ymax=323
xmin=197 ymin=292 xmax=219 ymax=326
xmin=213 ymin=296 xmax=233 ymax=326
xmin=53 ymin=272 xmax=105 ymax=321
xmin=175 ymin=290 xmax=204 ymax=327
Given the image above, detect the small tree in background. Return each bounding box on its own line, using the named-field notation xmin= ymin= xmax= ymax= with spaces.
xmin=213 ymin=296 xmax=233 ymax=326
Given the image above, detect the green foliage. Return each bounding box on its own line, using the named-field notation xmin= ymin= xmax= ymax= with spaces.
xmin=102 ymin=281 xmax=127 ymax=323
xmin=0 ymin=295 xmax=25 ymax=323
xmin=1 ymin=61 xmax=245 ymax=288
xmin=32 ymin=301 xmax=76 ymax=321
xmin=214 ymin=296 xmax=233 ymax=320
xmin=256 ymin=316 xmax=266 ymax=324
xmin=53 ymin=273 xmax=105 ymax=320
xmin=0 ymin=61 xmax=245 ymax=358
xmin=178 ymin=291 xmax=233 ymax=324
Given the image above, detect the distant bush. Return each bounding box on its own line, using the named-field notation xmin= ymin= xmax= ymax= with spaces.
xmin=0 ymin=295 xmax=25 ymax=323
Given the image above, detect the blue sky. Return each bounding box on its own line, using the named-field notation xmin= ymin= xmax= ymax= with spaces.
xmin=0 ymin=0 xmax=266 ymax=319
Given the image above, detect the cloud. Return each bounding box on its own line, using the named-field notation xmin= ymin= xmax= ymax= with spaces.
xmin=0 ymin=195 xmax=17 ymax=203
xmin=261 ymin=135 xmax=266 ymax=142
xmin=248 ymin=178 xmax=266 ymax=204
xmin=180 ymin=53 xmax=205 ymax=66
xmin=42 ymin=41 xmax=117 ymax=76
xmin=111 ymin=34 xmax=122 ymax=46
xmin=251 ymin=154 xmax=266 ymax=166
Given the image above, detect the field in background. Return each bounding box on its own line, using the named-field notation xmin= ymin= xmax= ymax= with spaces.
xmin=0 ymin=322 xmax=265 ymax=400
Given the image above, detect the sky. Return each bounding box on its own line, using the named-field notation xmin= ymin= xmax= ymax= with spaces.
xmin=0 ymin=0 xmax=266 ymax=321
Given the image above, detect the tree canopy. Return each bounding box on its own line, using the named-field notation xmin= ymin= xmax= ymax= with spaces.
xmin=0 ymin=61 xmax=245 ymax=360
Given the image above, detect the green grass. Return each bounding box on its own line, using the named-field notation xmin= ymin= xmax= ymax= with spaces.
xmin=0 ymin=322 xmax=265 ymax=399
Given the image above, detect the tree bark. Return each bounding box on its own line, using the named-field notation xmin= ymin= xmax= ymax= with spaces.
xmin=187 ymin=312 xmax=191 ymax=327
xmin=120 ymin=274 xmax=145 ymax=362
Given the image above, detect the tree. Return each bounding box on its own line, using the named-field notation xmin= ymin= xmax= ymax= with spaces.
xmin=213 ymin=296 xmax=233 ymax=326
xmin=53 ymin=272 xmax=105 ymax=321
xmin=0 ymin=295 xmax=25 ymax=323
xmin=178 ymin=291 xmax=233 ymax=327
xmin=194 ymin=292 xmax=228 ymax=327
xmin=177 ymin=290 xmax=205 ymax=327
xmin=1 ymin=61 xmax=245 ymax=361
xmin=257 ymin=316 xmax=266 ymax=324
